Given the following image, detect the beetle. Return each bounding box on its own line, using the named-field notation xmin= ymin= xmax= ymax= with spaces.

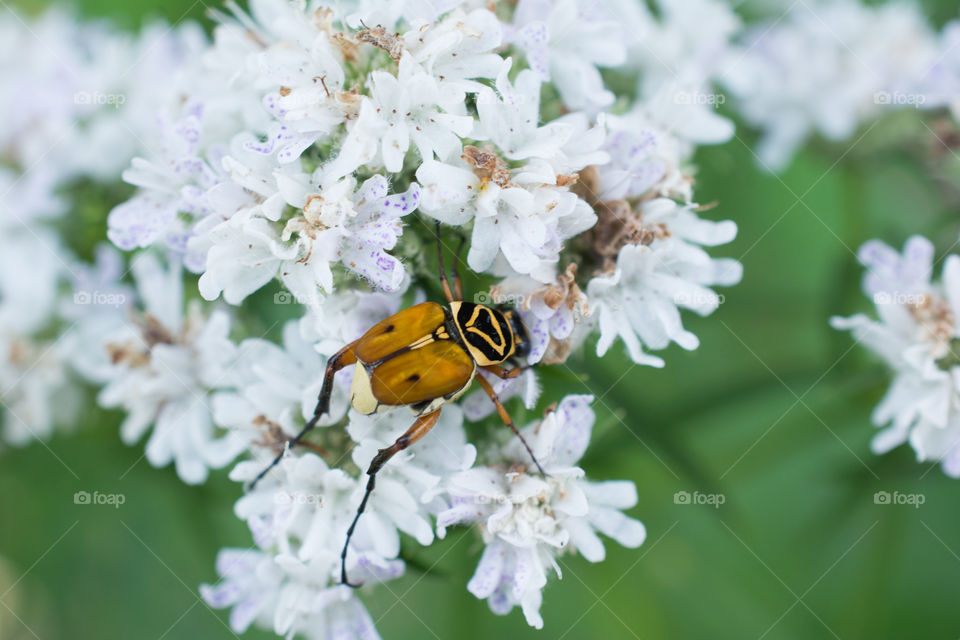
xmin=248 ymin=223 xmax=545 ymax=587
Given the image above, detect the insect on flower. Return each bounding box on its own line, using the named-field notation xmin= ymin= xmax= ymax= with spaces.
xmin=249 ymin=223 xmax=546 ymax=586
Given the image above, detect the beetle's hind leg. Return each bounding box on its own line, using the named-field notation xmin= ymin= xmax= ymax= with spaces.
xmin=476 ymin=374 xmax=547 ymax=476
xmin=341 ymin=408 xmax=443 ymax=587
xmin=247 ymin=341 xmax=358 ymax=491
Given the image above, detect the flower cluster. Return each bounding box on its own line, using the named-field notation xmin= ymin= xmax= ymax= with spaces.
xmin=11 ymin=0 xmax=960 ymax=636
xmin=721 ymin=0 xmax=941 ymax=170
xmin=4 ymin=0 xmax=746 ymax=637
xmin=833 ymin=237 xmax=960 ymax=477
xmin=0 ymin=8 xmax=200 ymax=447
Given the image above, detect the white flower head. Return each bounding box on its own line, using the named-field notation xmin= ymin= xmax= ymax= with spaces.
xmin=833 ymin=236 xmax=960 ymax=476
xmin=508 ymin=0 xmax=627 ymax=111
xmin=438 ymin=395 xmax=645 ymax=628
xmin=95 ymin=254 xmax=252 ymax=483
xmin=588 ymin=198 xmax=742 ymax=367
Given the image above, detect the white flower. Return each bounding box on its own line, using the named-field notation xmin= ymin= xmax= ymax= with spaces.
xmin=588 ymin=198 xmax=741 ymax=367
xmin=417 ymin=157 xmax=595 ymax=281
xmin=107 ymin=101 xmax=225 ymax=270
xmin=0 ymin=333 xmax=75 ymax=447
xmin=347 ymin=405 xmax=476 ymax=554
xmin=917 ymin=19 xmax=960 ymax=121
xmin=438 ymin=395 xmax=645 ymax=628
xmin=195 ymin=171 xmax=420 ymax=306
xmin=720 ymin=0 xmax=938 ymax=170
xmin=59 ymin=245 xmax=136 ymax=385
xmin=832 ymin=236 xmax=960 ymax=476
xmin=508 ymin=0 xmax=627 ymax=111
xmin=230 ymin=452 xmax=403 ymax=588
xmin=0 ymin=166 xmax=65 ymax=230
xmin=213 ymin=319 xmax=351 ymax=451
xmin=253 ymin=19 xmax=347 ymax=163
xmin=301 ymin=289 xmax=405 ymax=356
xmin=281 ymin=174 xmax=421 ymax=296
xmin=474 ymin=63 xmax=608 ymax=172
xmin=194 ymin=208 xmax=299 ymax=305
xmin=338 ymin=0 xmax=468 ymax=30
xmin=94 ymin=254 xmax=252 ymax=483
xmin=0 ymin=8 xmax=204 ymax=183
xmin=0 ymin=229 xmax=72 ymax=447
xmin=201 ymin=546 xmax=388 ymax=640
xmin=627 ymin=0 xmax=738 ymax=148
xmin=489 ymin=265 xmax=588 ymax=365
xmin=346 ymin=56 xmax=473 ymax=174
xmin=470 ymin=183 xmax=594 ymax=281
xmin=402 ymin=8 xmax=504 ymax=99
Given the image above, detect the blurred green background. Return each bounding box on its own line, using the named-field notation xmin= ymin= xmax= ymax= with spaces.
xmin=3 ymin=1 xmax=960 ymax=639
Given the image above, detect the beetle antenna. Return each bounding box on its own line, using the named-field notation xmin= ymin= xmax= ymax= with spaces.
xmin=435 ymin=221 xmax=455 ymax=303
xmin=450 ymin=233 xmax=466 ymax=301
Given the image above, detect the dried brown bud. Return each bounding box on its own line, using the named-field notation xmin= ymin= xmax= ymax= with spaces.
xmin=462 ymin=145 xmax=511 ymax=187
xmin=357 ymin=25 xmax=403 ymax=61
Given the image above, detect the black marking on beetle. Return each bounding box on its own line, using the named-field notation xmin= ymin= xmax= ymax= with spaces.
xmin=456 ymin=303 xmax=512 ymax=362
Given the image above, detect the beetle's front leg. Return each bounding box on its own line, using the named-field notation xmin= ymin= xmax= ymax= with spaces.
xmin=247 ymin=341 xmax=358 ymax=490
xmin=475 ymin=374 xmax=546 ymax=476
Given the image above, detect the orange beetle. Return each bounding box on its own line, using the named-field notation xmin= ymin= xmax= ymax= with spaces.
xmin=249 ymin=223 xmax=544 ymax=586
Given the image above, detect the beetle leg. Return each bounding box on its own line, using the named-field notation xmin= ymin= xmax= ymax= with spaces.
xmin=481 ymin=364 xmax=528 ymax=380
xmin=341 ymin=408 xmax=443 ymax=587
xmin=247 ymin=341 xmax=358 ymax=491
xmin=435 ymin=221 xmax=456 ymax=303
xmin=475 ymin=374 xmax=547 ymax=476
